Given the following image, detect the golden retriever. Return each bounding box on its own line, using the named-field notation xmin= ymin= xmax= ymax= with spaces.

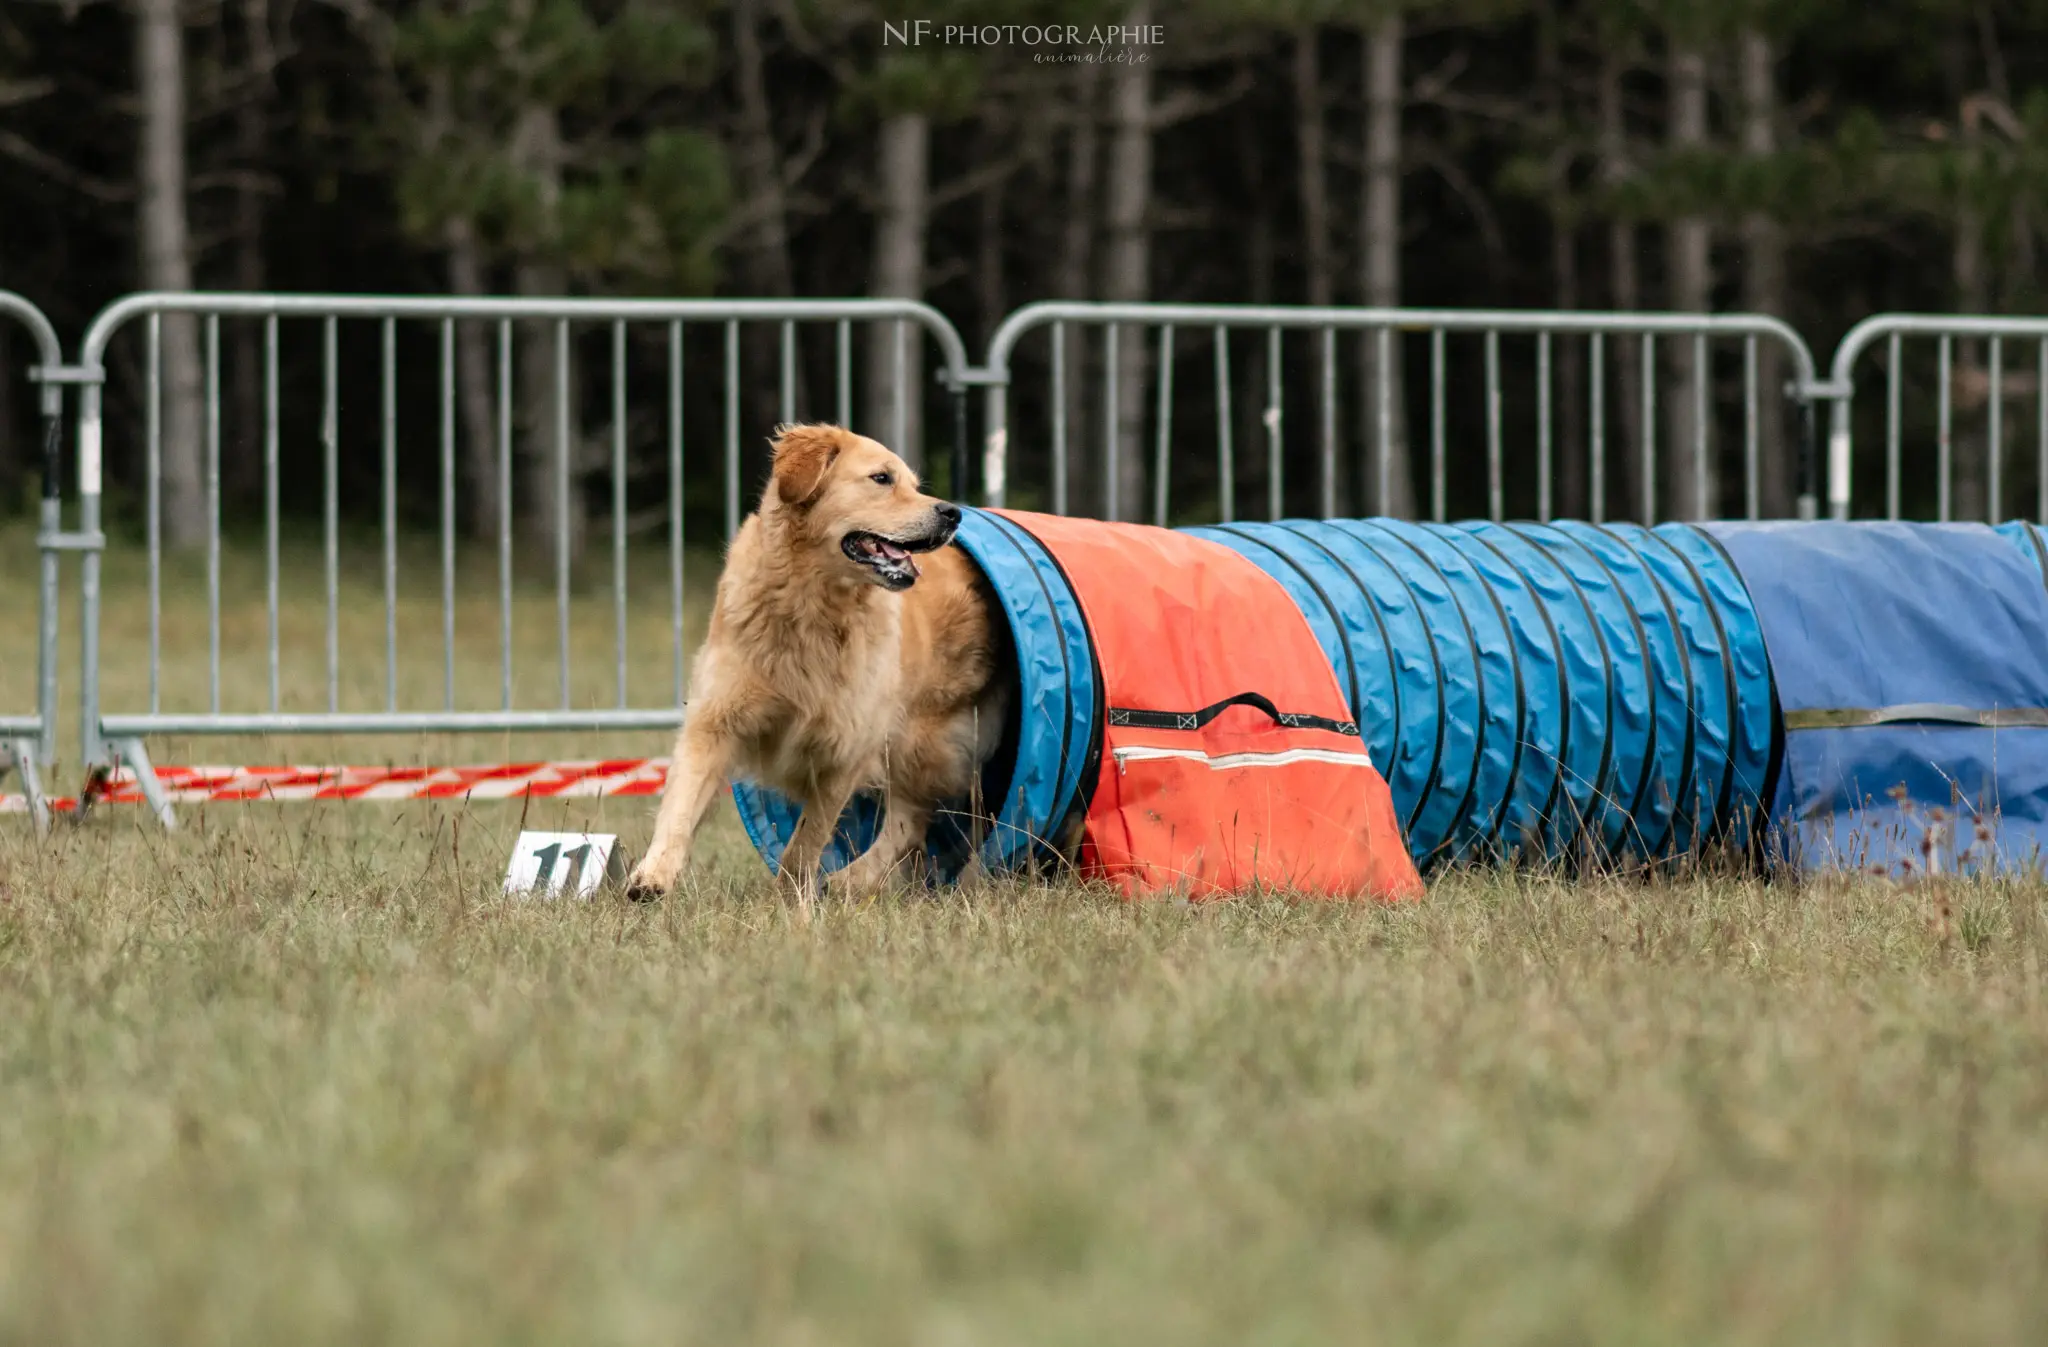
xmin=624 ymin=423 xmax=1012 ymax=901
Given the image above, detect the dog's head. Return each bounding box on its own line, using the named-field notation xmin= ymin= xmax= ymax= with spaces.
xmin=766 ymin=423 xmax=962 ymax=591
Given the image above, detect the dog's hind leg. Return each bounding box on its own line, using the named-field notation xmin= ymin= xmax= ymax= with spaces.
xmin=625 ymin=722 xmax=735 ymax=901
xmin=828 ymin=798 xmax=932 ymax=897
xmin=778 ymin=772 xmax=864 ymax=905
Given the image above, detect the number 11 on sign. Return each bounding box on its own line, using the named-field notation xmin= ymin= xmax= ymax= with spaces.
xmin=503 ymin=831 xmax=622 ymax=899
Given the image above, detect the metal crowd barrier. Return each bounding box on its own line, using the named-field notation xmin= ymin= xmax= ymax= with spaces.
xmin=12 ymin=288 xmax=2048 ymax=838
xmin=65 ymin=294 xmax=971 ymax=825
xmin=1 ymin=290 xmax=65 ymax=833
xmin=975 ymin=302 xmax=1823 ymax=526
xmin=1823 ymin=315 xmax=2048 ymax=523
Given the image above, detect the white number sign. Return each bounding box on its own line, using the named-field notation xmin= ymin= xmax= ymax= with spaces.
xmin=503 ymin=831 xmax=622 ymax=899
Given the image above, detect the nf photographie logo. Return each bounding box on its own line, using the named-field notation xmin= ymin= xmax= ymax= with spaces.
xmin=882 ymin=20 xmax=1165 ymax=63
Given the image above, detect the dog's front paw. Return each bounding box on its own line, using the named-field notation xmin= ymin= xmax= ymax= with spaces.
xmin=622 ymin=871 xmax=667 ymax=903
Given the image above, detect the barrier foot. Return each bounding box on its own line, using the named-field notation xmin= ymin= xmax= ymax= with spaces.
xmin=92 ymin=739 xmax=176 ymax=831
xmin=1 ymin=739 xmax=50 ymax=837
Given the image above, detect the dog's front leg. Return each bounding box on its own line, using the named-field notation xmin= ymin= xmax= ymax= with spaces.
xmin=625 ymin=720 xmax=735 ymax=901
xmin=828 ymin=797 xmax=932 ymax=897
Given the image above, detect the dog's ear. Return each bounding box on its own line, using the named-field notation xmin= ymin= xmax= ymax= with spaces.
xmin=771 ymin=423 xmax=842 ymax=507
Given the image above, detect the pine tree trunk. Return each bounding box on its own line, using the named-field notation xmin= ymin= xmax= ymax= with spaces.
xmin=1739 ymin=28 xmax=1789 ymax=519
xmin=1236 ymin=95 xmax=1274 ymax=518
xmin=975 ymin=129 xmax=1006 ymax=344
xmin=225 ymin=0 xmax=271 ymax=512
xmin=1554 ymin=220 xmax=1584 ymax=520
xmin=1296 ymin=25 xmax=1342 ymax=515
xmin=733 ymin=0 xmax=801 ymax=487
xmin=867 ymin=111 xmax=927 ymax=468
xmin=228 ymin=127 xmax=263 ymax=511
xmin=447 ymin=218 xmax=502 ymax=543
xmin=512 ymin=105 xmax=581 ymax=563
xmin=1540 ymin=0 xmax=1583 ymax=520
xmin=1955 ymin=106 xmax=1989 ymax=520
xmin=137 ymin=0 xmax=206 ymax=549
xmin=1665 ymin=41 xmax=1712 ymax=522
xmin=1103 ymin=2 xmax=1152 ymax=523
xmin=1361 ymin=13 xmax=1415 ymax=518
xmin=1055 ymin=64 xmax=1101 ymax=513
xmin=516 ymin=257 xmax=579 ymax=564
xmin=1296 ymin=29 xmax=1331 ymax=309
xmin=1600 ymin=52 xmax=1640 ymax=523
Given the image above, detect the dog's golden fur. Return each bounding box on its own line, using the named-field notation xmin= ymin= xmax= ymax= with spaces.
xmin=625 ymin=423 xmax=1011 ymax=901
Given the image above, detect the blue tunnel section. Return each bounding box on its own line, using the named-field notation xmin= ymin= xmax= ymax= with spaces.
xmin=1182 ymin=521 xmax=1778 ymax=867
xmin=733 ymin=510 xmax=2048 ymax=880
xmin=1702 ymin=520 xmax=2048 ymax=872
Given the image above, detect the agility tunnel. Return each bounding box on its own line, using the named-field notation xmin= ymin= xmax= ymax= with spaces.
xmin=735 ymin=512 xmax=2048 ymax=883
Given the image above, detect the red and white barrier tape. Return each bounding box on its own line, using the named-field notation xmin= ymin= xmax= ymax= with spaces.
xmin=0 ymin=759 xmax=671 ymax=815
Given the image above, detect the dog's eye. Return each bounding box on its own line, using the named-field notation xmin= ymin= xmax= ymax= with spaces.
xmin=869 ymin=472 xmax=893 ymax=486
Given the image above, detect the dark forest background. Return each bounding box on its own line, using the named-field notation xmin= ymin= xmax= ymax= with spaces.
xmin=3 ymin=0 xmax=2044 ymax=545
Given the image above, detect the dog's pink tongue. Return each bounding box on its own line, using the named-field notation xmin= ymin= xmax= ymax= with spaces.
xmin=879 ymin=541 xmax=909 ymax=560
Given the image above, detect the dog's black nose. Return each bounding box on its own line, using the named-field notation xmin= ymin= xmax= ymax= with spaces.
xmin=934 ymin=502 xmax=963 ymax=525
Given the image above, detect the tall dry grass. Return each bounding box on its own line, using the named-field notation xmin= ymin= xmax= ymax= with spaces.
xmin=3 ymin=524 xmax=2047 ymax=1344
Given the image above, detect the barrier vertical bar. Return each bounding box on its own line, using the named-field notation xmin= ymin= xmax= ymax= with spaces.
xmin=206 ymin=315 xmax=221 ymax=714
xmin=1153 ymin=324 xmax=1175 ymax=526
xmin=441 ymin=320 xmax=456 ymax=709
xmin=2039 ymin=341 xmax=2047 ymax=522
xmin=382 ymin=317 xmax=397 ymax=713
xmin=1537 ymin=331 xmax=1553 ymax=523
xmin=1213 ymin=326 xmax=1233 ymax=523
xmin=724 ymin=321 xmax=740 ymax=539
xmin=670 ymin=320 xmax=685 ymax=706
xmin=982 ymin=371 xmax=1008 ymax=512
xmin=265 ymin=316 xmax=279 ymax=711
xmin=782 ymin=320 xmax=797 ymax=427
xmin=498 ymin=320 xmax=513 ymax=712
xmin=1886 ymin=333 xmax=1902 ymax=520
xmin=1104 ymin=323 xmax=1120 ymax=522
xmin=1590 ymin=333 xmax=1606 ymax=524
xmin=147 ymin=315 xmax=161 ymax=713
xmin=323 ymin=316 xmax=338 ymax=714
xmin=78 ymin=376 xmax=106 ymax=770
xmin=612 ymin=321 xmax=628 ymax=709
xmin=1051 ymin=322 xmax=1068 ymax=515
xmin=1373 ymin=326 xmax=1390 ymax=517
xmin=891 ymin=320 xmax=907 ymax=457
xmin=27 ymin=349 xmax=61 ymax=821
xmin=1485 ymin=329 xmax=1502 ymax=522
xmin=555 ymin=319 xmax=571 ymax=710
xmin=1268 ymin=327 xmax=1284 ymax=520
xmin=835 ymin=320 xmax=851 ymax=427
xmin=1692 ymin=333 xmax=1709 ymax=520
xmin=1938 ymin=335 xmax=1953 ymax=522
xmin=1989 ymin=336 xmax=2004 ymax=523
xmin=1430 ymin=329 xmax=1446 ymax=522
xmin=1640 ymin=332 xmax=1657 ymax=523
xmin=1318 ymin=327 xmax=1336 ymax=519
xmin=1743 ymin=337 xmax=1759 ymax=520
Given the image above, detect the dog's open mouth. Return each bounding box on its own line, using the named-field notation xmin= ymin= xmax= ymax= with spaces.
xmin=842 ymin=527 xmax=951 ymax=589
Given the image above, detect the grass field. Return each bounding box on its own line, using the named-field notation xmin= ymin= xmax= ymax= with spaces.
xmin=4 ymin=524 xmax=2048 ymax=1344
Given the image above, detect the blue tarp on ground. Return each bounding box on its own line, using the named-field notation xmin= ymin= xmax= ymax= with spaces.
xmin=1704 ymin=520 xmax=2048 ymax=873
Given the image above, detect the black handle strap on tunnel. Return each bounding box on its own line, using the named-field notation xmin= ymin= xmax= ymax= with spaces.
xmin=1107 ymin=692 xmax=1359 ymax=737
